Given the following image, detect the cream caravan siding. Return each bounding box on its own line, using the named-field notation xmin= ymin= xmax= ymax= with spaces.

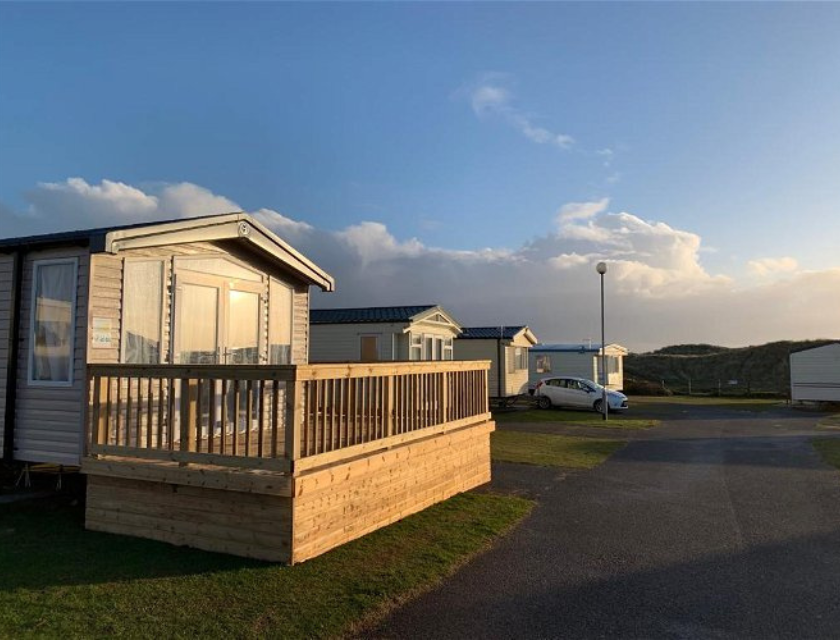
xmin=292 ymin=286 xmax=309 ymax=364
xmin=309 ymin=323 xmax=405 ymax=362
xmin=87 ymin=243 xmax=308 ymax=367
xmin=506 ymin=333 xmax=534 ymax=396
xmin=14 ymin=247 xmax=90 ymax=465
xmin=455 ymin=339 xmax=503 ymax=396
xmin=454 ymin=336 xmax=531 ymax=397
xmin=0 ymin=254 xmax=13 ymax=453
xmin=790 ymin=344 xmax=840 ymax=402
xmin=532 ymin=352 xmax=597 ymax=383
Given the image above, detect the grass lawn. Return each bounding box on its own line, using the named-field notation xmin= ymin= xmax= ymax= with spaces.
xmin=0 ymin=492 xmax=532 ymax=639
xmin=631 ymin=396 xmax=783 ymax=411
xmin=813 ymin=438 xmax=840 ymax=469
xmin=491 ymin=431 xmax=625 ymax=468
xmin=493 ymin=408 xmax=658 ymax=429
xmin=818 ymin=414 xmax=840 ymax=429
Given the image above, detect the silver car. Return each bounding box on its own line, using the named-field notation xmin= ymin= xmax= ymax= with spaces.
xmin=533 ymin=376 xmax=628 ymax=412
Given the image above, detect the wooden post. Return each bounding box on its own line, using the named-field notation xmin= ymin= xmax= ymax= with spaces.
xmin=94 ymin=376 xmax=108 ymax=451
xmin=441 ymin=370 xmax=450 ymax=424
xmin=180 ymin=378 xmax=197 ymax=454
xmin=285 ymin=374 xmax=303 ymax=472
xmin=385 ymin=375 xmax=395 ymax=438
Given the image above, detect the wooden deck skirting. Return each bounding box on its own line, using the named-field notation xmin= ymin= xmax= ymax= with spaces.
xmin=83 ymin=360 xmax=493 ymax=563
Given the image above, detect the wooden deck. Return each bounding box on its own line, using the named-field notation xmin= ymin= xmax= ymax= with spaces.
xmin=82 ymin=360 xmax=494 ymax=563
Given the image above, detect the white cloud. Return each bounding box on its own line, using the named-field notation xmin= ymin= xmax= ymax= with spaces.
xmin=155 ymin=182 xmax=239 ymax=218
xmin=557 ymin=198 xmax=610 ymax=223
xmin=549 ymin=252 xmax=593 ymax=269
xmin=464 ymin=75 xmax=574 ymax=150
xmin=27 ymin=178 xmax=159 ymax=225
xmin=747 ymin=256 xmax=799 ymax=277
xmin=338 ymin=222 xmax=425 ymax=265
xmin=6 ymin=178 xmax=314 ymax=242
xmin=2 ymin=178 xmax=837 ymax=352
xmin=251 ymin=208 xmax=313 ymax=238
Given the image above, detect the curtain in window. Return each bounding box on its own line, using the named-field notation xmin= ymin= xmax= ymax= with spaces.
xmin=123 ymin=261 xmax=163 ymax=364
xmin=32 ymin=261 xmax=75 ymax=382
xmin=269 ymin=279 xmax=293 ymax=365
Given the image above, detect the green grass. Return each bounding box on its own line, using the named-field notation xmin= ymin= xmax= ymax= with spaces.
xmin=631 ymin=395 xmax=783 ymax=411
xmin=813 ymin=438 xmax=840 ymax=469
xmin=0 ymin=492 xmax=532 ymax=639
xmin=493 ymin=408 xmax=658 ymax=429
xmin=818 ymin=414 xmax=840 ymax=429
xmin=491 ymin=431 xmax=625 ymax=468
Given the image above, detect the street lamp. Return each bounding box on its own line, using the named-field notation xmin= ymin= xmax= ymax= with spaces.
xmin=596 ymin=261 xmax=608 ymax=421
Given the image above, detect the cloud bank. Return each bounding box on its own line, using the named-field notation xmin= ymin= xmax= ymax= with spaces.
xmin=1 ymin=178 xmax=837 ymax=352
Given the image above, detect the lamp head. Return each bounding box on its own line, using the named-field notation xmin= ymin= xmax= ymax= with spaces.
xmin=596 ymin=261 xmax=607 ymax=275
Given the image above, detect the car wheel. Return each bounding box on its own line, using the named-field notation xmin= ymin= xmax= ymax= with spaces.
xmin=537 ymin=395 xmax=552 ymax=410
xmin=593 ymin=399 xmax=604 ymax=414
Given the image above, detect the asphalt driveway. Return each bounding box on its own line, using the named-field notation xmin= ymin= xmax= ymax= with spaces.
xmin=371 ymin=403 xmax=840 ymax=639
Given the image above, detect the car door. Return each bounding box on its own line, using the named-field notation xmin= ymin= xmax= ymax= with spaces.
xmin=541 ymin=379 xmax=565 ymax=406
xmin=567 ymin=380 xmax=592 ymax=408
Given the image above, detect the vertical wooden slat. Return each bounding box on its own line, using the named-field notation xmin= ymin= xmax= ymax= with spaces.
xmin=156 ymin=377 xmax=164 ymax=449
xmin=257 ymin=380 xmax=265 ymax=457
xmin=244 ymin=380 xmax=252 ymax=457
xmin=361 ymin=377 xmax=368 ymax=443
xmin=115 ymin=376 xmax=123 ymax=446
xmin=333 ymin=379 xmax=340 ymax=450
xmin=232 ymin=380 xmax=241 ymax=456
xmin=220 ymin=378 xmax=228 ymax=455
xmin=125 ymin=376 xmax=134 ymax=448
xmin=271 ymin=380 xmax=280 ymax=458
xmin=94 ymin=376 xmax=107 ymax=448
xmin=144 ymin=377 xmax=152 ymax=449
xmin=195 ymin=377 xmax=204 ymax=453
xmin=383 ymin=376 xmax=396 ymax=438
xmin=167 ymin=377 xmax=176 ymax=450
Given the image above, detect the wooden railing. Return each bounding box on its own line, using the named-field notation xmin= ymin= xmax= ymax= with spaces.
xmin=86 ymin=360 xmax=491 ymax=473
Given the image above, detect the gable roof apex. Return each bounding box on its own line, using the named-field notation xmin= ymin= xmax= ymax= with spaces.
xmin=0 ymin=212 xmax=335 ymax=291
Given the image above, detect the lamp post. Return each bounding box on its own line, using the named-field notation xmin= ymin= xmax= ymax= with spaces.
xmin=596 ymin=261 xmax=608 ymax=421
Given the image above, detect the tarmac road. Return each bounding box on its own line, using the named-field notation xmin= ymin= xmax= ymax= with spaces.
xmin=371 ymin=404 xmax=840 ymax=639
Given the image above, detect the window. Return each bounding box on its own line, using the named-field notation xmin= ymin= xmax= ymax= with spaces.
xmin=515 ymin=347 xmax=528 ymax=371
xmin=443 ymin=337 xmax=454 ymax=361
xmin=409 ymin=333 xmax=422 ymax=361
xmin=122 ymin=260 xmax=164 ymax=364
xmin=535 ymin=355 xmax=551 ymax=374
xmin=29 ymin=259 xmax=77 ymax=385
xmin=360 ymin=335 xmax=380 ymax=362
xmin=596 ymin=355 xmax=619 ymax=378
xmin=269 ymin=279 xmax=293 ymax=364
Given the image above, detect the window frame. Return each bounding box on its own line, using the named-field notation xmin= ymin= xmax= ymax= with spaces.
xmin=28 ymin=257 xmax=78 ymax=387
xmin=120 ymin=258 xmax=166 ymax=365
xmin=269 ymin=277 xmax=295 ymax=365
xmin=359 ymin=334 xmax=381 ymax=362
xmin=535 ymin=354 xmax=552 ymax=374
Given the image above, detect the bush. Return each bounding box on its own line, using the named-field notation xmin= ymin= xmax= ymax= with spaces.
xmin=623 ymin=378 xmax=673 ymax=396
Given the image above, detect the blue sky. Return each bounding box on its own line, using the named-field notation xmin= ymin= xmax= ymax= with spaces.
xmin=1 ymin=2 xmax=838 ymax=350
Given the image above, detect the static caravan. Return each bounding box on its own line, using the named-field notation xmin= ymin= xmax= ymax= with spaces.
xmin=309 ymin=305 xmax=462 ymax=362
xmin=790 ymin=343 xmax=840 ymax=403
xmin=0 ymin=213 xmax=334 ymax=466
xmin=454 ymin=326 xmax=538 ymax=398
xmin=1 ymin=214 xmax=497 ymax=564
xmin=529 ymin=343 xmax=628 ymax=390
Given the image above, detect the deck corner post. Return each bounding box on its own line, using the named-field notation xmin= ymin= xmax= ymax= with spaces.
xmin=285 ymin=372 xmax=303 ymax=472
